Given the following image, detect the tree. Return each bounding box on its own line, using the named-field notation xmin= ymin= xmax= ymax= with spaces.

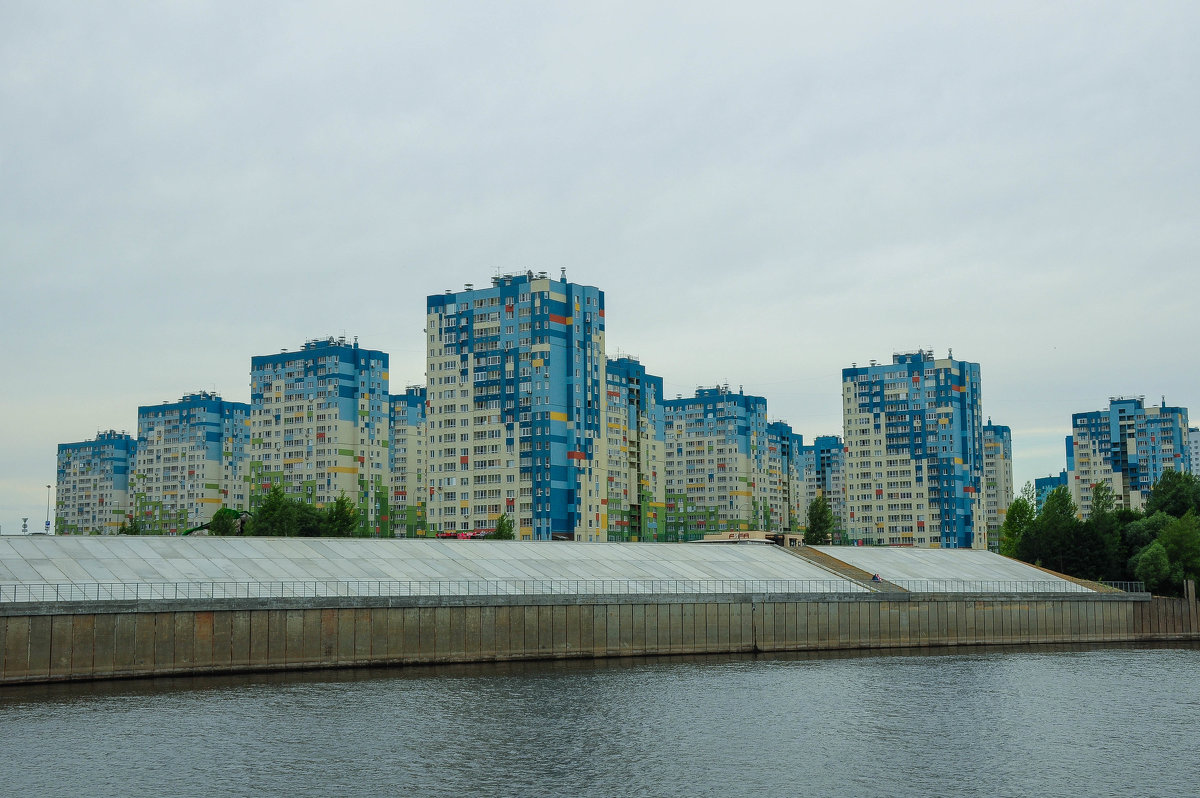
xmin=324 ymin=493 xmax=359 ymax=537
xmin=1145 ymin=470 xmax=1200 ymax=519
xmin=1084 ymin=482 xmax=1122 ymax=579
xmin=487 ymin=512 xmax=515 ymax=540
xmin=999 ymin=483 xmax=1036 ymax=558
xmin=1157 ymin=511 xmax=1200 ymax=588
xmin=804 ymin=495 xmax=835 ymax=545
xmin=118 ymin=517 xmax=144 ymax=536
xmin=207 ymin=508 xmax=240 ymax=536
xmin=1131 ymin=541 xmax=1170 ymax=592
xmin=294 ymin=500 xmax=324 ymax=537
xmin=1123 ymin=511 xmax=1172 ymax=555
xmin=246 ymin=485 xmax=296 ymax=536
xmin=1018 ymin=486 xmax=1082 ymax=575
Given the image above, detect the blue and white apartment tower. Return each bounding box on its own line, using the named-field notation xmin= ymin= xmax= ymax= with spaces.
xmin=134 ymin=391 xmax=250 ymax=534
xmin=1068 ymin=396 xmax=1190 ymax=517
xmin=248 ymin=336 xmax=390 ymax=535
xmin=389 ymin=386 xmax=427 ymax=537
xmin=796 ymin=434 xmax=847 ymax=530
xmin=842 ymin=350 xmax=985 ymax=549
xmin=982 ymin=421 xmax=1014 ymax=552
xmin=766 ymin=421 xmax=805 ymax=532
xmin=55 ymin=430 xmax=136 ymax=534
xmin=663 ymin=385 xmax=771 ymax=536
xmin=605 ymin=356 xmax=667 ymax=541
xmin=425 ymin=272 xmax=607 ymax=540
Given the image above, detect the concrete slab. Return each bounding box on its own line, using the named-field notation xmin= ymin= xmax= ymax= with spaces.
xmin=810 ymin=546 xmax=1092 ymax=592
xmin=0 ymin=537 xmax=864 ymax=597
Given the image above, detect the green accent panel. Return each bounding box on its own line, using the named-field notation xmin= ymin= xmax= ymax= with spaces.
xmin=358 ymin=410 xmax=369 ymax=417
xmin=338 ymin=449 xmax=355 ymax=457
xmin=203 ymin=483 xmax=219 ymax=490
xmin=251 ymin=438 xmax=263 ymax=445
xmin=380 ymin=440 xmax=389 ymax=448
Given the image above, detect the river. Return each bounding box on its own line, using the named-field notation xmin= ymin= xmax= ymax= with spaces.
xmin=1 ymin=643 xmax=1196 ymax=797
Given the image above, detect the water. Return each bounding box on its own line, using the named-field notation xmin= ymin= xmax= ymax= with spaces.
xmin=2 ymin=644 xmax=1197 ymax=798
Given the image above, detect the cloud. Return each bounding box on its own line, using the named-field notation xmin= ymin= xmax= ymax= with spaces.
xmin=2 ymin=1 xmax=1197 ymax=526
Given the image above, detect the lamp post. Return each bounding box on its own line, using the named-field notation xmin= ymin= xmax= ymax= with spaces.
xmin=45 ymin=484 xmax=52 ymax=534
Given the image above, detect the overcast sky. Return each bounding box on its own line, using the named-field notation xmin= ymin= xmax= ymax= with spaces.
xmin=2 ymin=1 xmax=1197 ymax=532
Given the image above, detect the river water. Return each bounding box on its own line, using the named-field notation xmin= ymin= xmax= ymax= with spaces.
xmin=1 ymin=644 xmax=1196 ymax=797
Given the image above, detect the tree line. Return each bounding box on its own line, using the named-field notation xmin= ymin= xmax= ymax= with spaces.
xmin=117 ymin=486 xmax=522 ymax=539
xmin=117 ymin=485 xmax=363 ymax=537
xmin=1000 ymin=470 xmax=1200 ymax=594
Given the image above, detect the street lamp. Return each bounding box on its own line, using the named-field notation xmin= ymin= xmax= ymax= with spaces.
xmin=45 ymin=484 xmax=52 ymax=534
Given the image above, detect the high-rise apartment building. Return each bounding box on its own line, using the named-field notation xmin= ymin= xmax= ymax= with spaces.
xmin=605 ymin=356 xmax=666 ymax=541
xmin=766 ymin=421 xmax=806 ymax=531
xmin=55 ymin=430 xmax=136 ymax=535
xmin=842 ymin=350 xmax=985 ymax=549
xmin=248 ymin=336 xmax=391 ymax=534
xmin=425 ymin=272 xmax=607 ymax=541
xmin=796 ymin=434 xmax=847 ymax=531
xmin=389 ymin=386 xmax=427 ymax=537
xmin=1068 ymin=396 xmax=1190 ymax=516
xmin=132 ymin=391 xmax=250 ymax=534
xmin=663 ymin=386 xmax=770 ymax=538
xmin=981 ymin=421 xmax=1013 ymax=552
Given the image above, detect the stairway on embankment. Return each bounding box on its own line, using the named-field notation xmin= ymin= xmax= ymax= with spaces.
xmin=782 ymin=546 xmax=909 ymax=592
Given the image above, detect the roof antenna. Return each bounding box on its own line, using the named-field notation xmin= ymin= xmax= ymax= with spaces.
xmin=560 ymin=267 xmax=566 ymax=281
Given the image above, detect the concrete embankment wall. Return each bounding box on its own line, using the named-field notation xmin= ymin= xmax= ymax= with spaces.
xmin=2 ymin=592 xmax=1197 ymax=684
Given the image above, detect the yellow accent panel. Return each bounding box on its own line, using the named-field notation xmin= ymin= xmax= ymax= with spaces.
xmin=327 ymin=466 xmax=358 ymax=474
xmin=460 ymin=500 xmax=469 ymax=508
xmin=198 ymin=498 xmax=223 ymax=504
xmin=283 ymin=458 xmax=304 ymax=465
xmin=382 ymin=371 xmax=389 ymax=380
xmin=532 ymin=359 xmax=544 ymax=367
xmin=549 ymin=411 xmax=568 ymax=422
xmin=731 ymin=490 xmax=752 ymax=496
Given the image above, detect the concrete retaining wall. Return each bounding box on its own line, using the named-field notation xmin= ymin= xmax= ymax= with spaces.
xmin=1 ymin=591 xmax=1197 ymax=684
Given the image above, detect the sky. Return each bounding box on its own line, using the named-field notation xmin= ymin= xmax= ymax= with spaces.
xmin=2 ymin=1 xmax=1198 ymax=533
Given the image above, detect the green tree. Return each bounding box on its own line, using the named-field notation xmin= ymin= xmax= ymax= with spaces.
xmin=1084 ymin=482 xmax=1122 ymax=579
xmin=487 ymin=512 xmax=515 ymax=540
xmin=1145 ymin=470 xmax=1200 ymax=519
xmin=1123 ymin=511 xmax=1172 ymax=555
xmin=295 ymin=500 xmax=324 ymax=537
xmin=999 ymin=482 xmax=1037 ymax=558
xmin=324 ymin=493 xmax=360 ymax=537
xmin=1157 ymin=511 xmax=1200 ymax=588
xmin=1018 ymin=486 xmax=1082 ymax=575
xmin=1131 ymin=541 xmax=1170 ymax=592
xmin=247 ymin=485 xmax=296 ymax=536
xmin=118 ymin=517 xmax=144 ymax=536
xmin=804 ymin=495 xmax=835 ymax=545
xmin=207 ymin=507 xmax=240 ymax=536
